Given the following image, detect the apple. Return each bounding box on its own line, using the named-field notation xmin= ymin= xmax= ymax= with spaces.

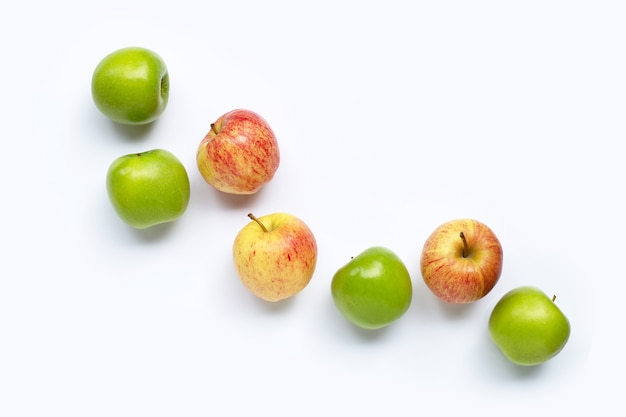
xmin=420 ymin=218 xmax=503 ymax=304
xmin=233 ymin=213 xmax=317 ymax=302
xmin=106 ymin=149 xmax=190 ymax=229
xmin=196 ymin=109 xmax=280 ymax=195
xmin=488 ymin=286 xmax=571 ymax=366
xmin=91 ymin=46 xmax=169 ymax=125
xmin=331 ymin=247 xmax=413 ymax=330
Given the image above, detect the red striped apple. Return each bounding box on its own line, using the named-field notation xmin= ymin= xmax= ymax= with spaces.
xmin=233 ymin=213 xmax=317 ymax=302
xmin=420 ymin=218 xmax=503 ymax=303
xmin=196 ymin=109 xmax=280 ymax=195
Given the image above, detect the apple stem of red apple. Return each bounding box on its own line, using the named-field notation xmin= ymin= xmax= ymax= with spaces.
xmin=210 ymin=123 xmax=218 ymax=135
xmin=459 ymin=232 xmax=468 ymax=258
xmin=248 ymin=213 xmax=268 ymax=232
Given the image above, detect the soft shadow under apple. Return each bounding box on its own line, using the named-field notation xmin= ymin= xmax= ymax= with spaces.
xmin=250 ymin=292 xmax=298 ymax=314
xmin=476 ymin=330 xmax=547 ymax=381
xmin=213 ymin=187 xmax=265 ymax=211
xmin=411 ymin=280 xmax=478 ymax=321
xmin=128 ymin=220 xmax=177 ymax=243
xmin=437 ymin=299 xmax=479 ymax=319
xmin=110 ymin=119 xmax=157 ymax=142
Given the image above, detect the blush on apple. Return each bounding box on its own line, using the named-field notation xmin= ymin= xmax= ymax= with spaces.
xmin=420 ymin=218 xmax=503 ymax=304
xmin=196 ymin=109 xmax=280 ymax=195
xmin=232 ymin=212 xmax=317 ymax=302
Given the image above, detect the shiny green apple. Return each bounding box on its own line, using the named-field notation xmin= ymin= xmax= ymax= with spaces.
xmin=106 ymin=149 xmax=190 ymax=229
xmin=91 ymin=46 xmax=169 ymax=125
xmin=331 ymin=247 xmax=413 ymax=330
xmin=488 ymin=286 xmax=571 ymax=366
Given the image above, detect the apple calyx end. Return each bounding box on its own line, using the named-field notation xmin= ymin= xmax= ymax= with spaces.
xmin=459 ymin=231 xmax=469 ymax=258
xmin=248 ymin=213 xmax=268 ymax=233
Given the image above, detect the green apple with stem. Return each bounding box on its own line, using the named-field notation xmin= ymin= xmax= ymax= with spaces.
xmin=233 ymin=213 xmax=317 ymax=302
xmin=331 ymin=247 xmax=413 ymax=330
xmin=488 ymin=286 xmax=571 ymax=366
xmin=106 ymin=149 xmax=190 ymax=229
xmin=92 ymin=46 xmax=169 ymax=125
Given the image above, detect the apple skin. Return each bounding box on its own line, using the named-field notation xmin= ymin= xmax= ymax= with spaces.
xmin=233 ymin=213 xmax=317 ymax=302
xmin=196 ymin=109 xmax=280 ymax=195
xmin=331 ymin=247 xmax=413 ymax=330
xmin=488 ymin=286 xmax=571 ymax=366
xmin=91 ymin=46 xmax=169 ymax=125
xmin=106 ymin=149 xmax=190 ymax=229
xmin=420 ymin=218 xmax=503 ymax=304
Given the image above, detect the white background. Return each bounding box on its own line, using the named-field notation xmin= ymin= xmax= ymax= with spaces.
xmin=2 ymin=1 xmax=622 ymax=415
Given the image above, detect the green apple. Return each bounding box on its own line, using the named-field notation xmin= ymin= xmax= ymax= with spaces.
xmin=91 ymin=46 xmax=169 ymax=125
xmin=106 ymin=149 xmax=190 ymax=229
xmin=488 ymin=286 xmax=571 ymax=366
xmin=331 ymin=247 xmax=413 ymax=330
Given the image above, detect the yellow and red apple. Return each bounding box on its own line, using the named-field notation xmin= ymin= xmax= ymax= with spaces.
xmin=420 ymin=218 xmax=503 ymax=303
xmin=232 ymin=213 xmax=317 ymax=302
xmin=196 ymin=109 xmax=280 ymax=195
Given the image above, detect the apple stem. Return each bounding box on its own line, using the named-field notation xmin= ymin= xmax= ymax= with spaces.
xmin=552 ymin=295 xmax=557 ymax=302
xmin=210 ymin=123 xmax=218 ymax=135
xmin=248 ymin=213 xmax=268 ymax=232
xmin=459 ymin=232 xmax=468 ymax=258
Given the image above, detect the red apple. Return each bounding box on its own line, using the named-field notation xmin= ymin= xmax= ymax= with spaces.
xmin=420 ymin=218 xmax=503 ymax=303
xmin=233 ymin=213 xmax=317 ymax=302
xmin=196 ymin=109 xmax=280 ymax=195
